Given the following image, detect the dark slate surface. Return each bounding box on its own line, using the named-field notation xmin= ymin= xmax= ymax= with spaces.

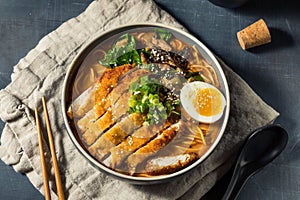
xmin=0 ymin=0 xmax=299 ymax=199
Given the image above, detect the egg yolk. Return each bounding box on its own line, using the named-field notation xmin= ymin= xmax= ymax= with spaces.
xmin=194 ymin=88 xmax=223 ymax=117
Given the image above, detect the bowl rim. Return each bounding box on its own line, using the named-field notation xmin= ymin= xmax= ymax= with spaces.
xmin=61 ymin=22 xmax=230 ymax=184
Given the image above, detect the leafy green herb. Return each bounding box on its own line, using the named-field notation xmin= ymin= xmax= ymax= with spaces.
xmin=99 ymin=34 xmax=140 ymax=68
xmin=185 ymin=72 xmax=205 ymax=82
xmin=193 ymin=75 xmax=205 ymax=82
xmin=154 ymin=28 xmax=172 ymax=42
xmin=115 ymin=49 xmax=142 ymax=66
xmin=128 ymin=75 xmax=180 ymax=125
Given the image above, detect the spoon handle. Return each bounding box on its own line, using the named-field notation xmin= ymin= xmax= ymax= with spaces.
xmin=221 ymin=167 xmax=248 ymax=200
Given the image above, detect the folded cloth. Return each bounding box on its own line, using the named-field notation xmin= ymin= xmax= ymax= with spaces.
xmin=0 ymin=0 xmax=279 ymax=199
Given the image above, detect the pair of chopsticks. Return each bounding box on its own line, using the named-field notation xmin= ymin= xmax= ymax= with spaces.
xmin=35 ymin=96 xmax=65 ymax=200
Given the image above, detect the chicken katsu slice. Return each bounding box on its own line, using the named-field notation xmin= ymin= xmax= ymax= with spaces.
xmin=105 ymin=69 xmax=150 ymax=108
xmin=107 ymin=122 xmax=171 ymax=169
xmin=127 ymin=121 xmax=183 ymax=175
xmin=89 ymin=113 xmax=145 ymax=162
xmin=94 ymin=64 xmax=135 ymax=118
xmin=144 ymin=152 xmax=199 ymax=176
xmin=68 ymin=64 xmax=133 ymax=119
xmin=76 ymin=109 xmax=95 ymax=133
xmin=76 ymin=68 xmax=150 ymax=133
xmin=151 ymin=121 xmax=199 ymax=158
xmin=110 ymin=92 xmax=132 ymax=119
xmin=82 ymin=92 xmax=132 ymax=146
xmin=67 ymin=85 xmax=96 ymax=119
xmin=81 ymin=109 xmax=114 ymax=146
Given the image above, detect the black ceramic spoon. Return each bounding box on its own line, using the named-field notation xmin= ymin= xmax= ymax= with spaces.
xmin=222 ymin=124 xmax=288 ymax=200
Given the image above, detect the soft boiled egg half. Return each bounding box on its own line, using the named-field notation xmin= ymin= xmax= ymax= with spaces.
xmin=180 ymin=81 xmax=226 ymax=123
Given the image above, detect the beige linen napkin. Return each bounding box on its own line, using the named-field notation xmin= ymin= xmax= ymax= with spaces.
xmin=0 ymin=0 xmax=279 ymax=199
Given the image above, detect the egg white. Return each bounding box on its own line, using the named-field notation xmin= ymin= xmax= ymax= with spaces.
xmin=180 ymin=81 xmax=226 ymax=123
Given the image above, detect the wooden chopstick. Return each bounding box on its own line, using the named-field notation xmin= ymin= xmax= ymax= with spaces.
xmin=35 ymin=97 xmax=65 ymax=200
xmin=35 ymin=108 xmax=51 ymax=200
xmin=42 ymin=96 xmax=65 ymax=200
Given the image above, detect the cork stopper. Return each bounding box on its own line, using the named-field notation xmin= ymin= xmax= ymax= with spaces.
xmin=237 ymin=19 xmax=271 ymax=50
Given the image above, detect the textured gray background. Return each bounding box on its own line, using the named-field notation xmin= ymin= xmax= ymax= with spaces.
xmin=0 ymin=0 xmax=299 ymax=199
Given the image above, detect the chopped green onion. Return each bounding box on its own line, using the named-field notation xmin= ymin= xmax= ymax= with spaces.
xmin=128 ymin=75 xmax=180 ymax=125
